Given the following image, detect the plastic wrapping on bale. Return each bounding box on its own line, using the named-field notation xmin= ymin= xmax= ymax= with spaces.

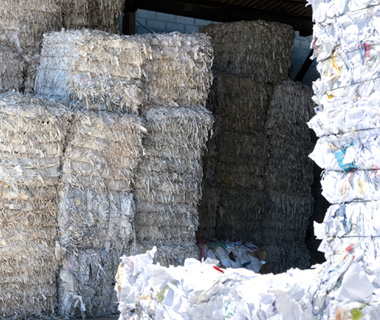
xmin=200 ymin=21 xmax=294 ymax=83
xmin=62 ymin=0 xmax=124 ymax=34
xmin=0 ymin=0 xmax=62 ymax=51
xmin=0 ymin=93 xmax=72 ymax=319
xmin=57 ymin=109 xmax=144 ymax=318
xmin=134 ymin=106 xmax=213 ymax=266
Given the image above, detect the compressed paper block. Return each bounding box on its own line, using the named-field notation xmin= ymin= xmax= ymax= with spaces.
xmin=0 ymin=46 xmax=24 ymax=93
xmin=36 ymin=30 xmax=213 ymax=112
xmin=134 ymin=106 xmax=213 ymax=265
xmin=0 ymin=0 xmax=62 ymax=50
xmin=0 ymin=93 xmax=71 ymax=319
xmin=57 ymin=109 xmax=143 ymax=318
xmin=62 ymin=0 xmax=124 ymax=33
xmin=200 ymin=20 xmax=294 ymax=83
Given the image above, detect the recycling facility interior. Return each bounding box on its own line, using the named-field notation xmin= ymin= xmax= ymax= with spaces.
xmin=0 ymin=0 xmax=327 ymax=317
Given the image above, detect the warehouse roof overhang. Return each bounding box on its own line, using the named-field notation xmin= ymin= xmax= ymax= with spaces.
xmin=125 ymin=0 xmax=313 ymax=35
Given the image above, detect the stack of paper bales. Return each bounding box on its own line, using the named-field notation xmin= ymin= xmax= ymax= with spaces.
xmin=309 ymin=0 xmax=380 ymax=269
xmin=0 ymin=93 xmax=71 ymax=319
xmin=34 ymin=29 xmax=214 ymax=315
xmin=57 ymin=109 xmax=144 ymax=318
xmin=264 ymin=80 xmax=315 ymax=270
xmin=199 ymin=21 xmax=314 ymax=273
xmin=133 ymin=32 xmax=214 ymax=266
xmin=0 ymin=0 xmax=62 ymax=92
xmin=134 ymin=106 xmax=213 ymax=266
xmin=35 ymin=29 xmax=145 ymax=318
xmin=116 ymin=2 xmax=380 ymax=319
xmin=35 ymin=31 xmax=214 ymax=114
xmin=62 ymin=0 xmax=124 ymax=34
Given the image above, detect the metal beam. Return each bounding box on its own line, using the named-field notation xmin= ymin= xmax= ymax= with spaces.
xmin=125 ymin=0 xmax=313 ymax=35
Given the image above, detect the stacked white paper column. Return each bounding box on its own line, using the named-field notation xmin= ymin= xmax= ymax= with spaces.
xmin=308 ymin=0 xmax=380 ymax=266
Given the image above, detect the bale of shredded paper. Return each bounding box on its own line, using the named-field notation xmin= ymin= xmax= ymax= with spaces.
xmin=199 ymin=20 xmax=294 ymax=83
xmin=0 ymin=46 xmax=24 ymax=92
xmin=0 ymin=0 xmax=62 ymax=51
xmin=35 ymin=30 xmax=145 ymax=113
xmin=265 ymin=80 xmax=314 ymax=195
xmin=115 ymin=246 xmax=380 ymax=320
xmin=62 ymin=0 xmax=124 ymax=34
xmin=0 ymin=92 xmax=71 ymax=319
xmin=23 ymin=49 xmax=41 ymax=93
xmin=57 ymin=108 xmax=144 ymax=318
xmin=134 ymin=106 xmax=213 ymax=266
xmin=140 ymin=32 xmax=214 ymax=108
xmin=35 ymin=30 xmax=213 ymax=112
xmin=136 ymin=242 xmax=200 ymax=267
xmin=198 ymin=61 xmax=314 ymax=272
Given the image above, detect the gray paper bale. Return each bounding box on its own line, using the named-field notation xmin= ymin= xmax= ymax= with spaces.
xmin=62 ymin=0 xmax=124 ymax=33
xmin=0 ymin=46 xmax=24 ymax=93
xmin=134 ymin=106 xmax=213 ymax=265
xmin=59 ymin=248 xmax=123 ymax=318
xmin=57 ymin=108 xmax=143 ymax=317
xmin=200 ymin=20 xmax=294 ymax=83
xmin=0 ymin=93 xmax=71 ymax=319
xmin=0 ymin=0 xmax=62 ymax=50
xmin=136 ymin=242 xmax=199 ymax=267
